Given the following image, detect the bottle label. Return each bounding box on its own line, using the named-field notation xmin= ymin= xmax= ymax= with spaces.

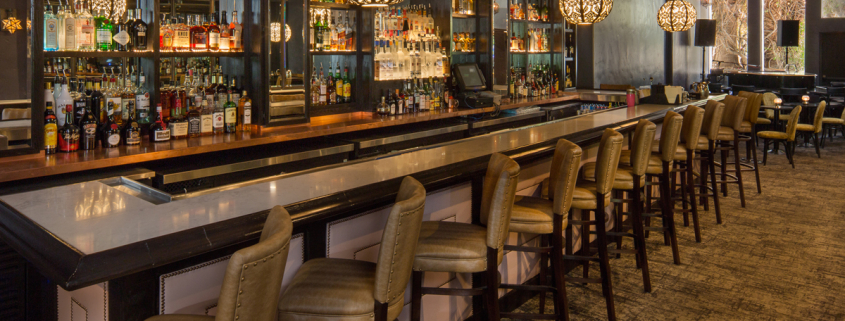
xmin=83 ymin=123 xmax=97 ymax=140
xmin=64 ymin=19 xmax=76 ymax=49
xmin=136 ymin=93 xmax=150 ymax=118
xmin=225 ymin=108 xmax=236 ymax=125
xmin=107 ymin=98 xmax=121 ymax=115
xmin=172 ymin=122 xmax=188 ymax=137
xmin=45 ymin=19 xmax=59 ymax=48
xmin=97 ymin=29 xmax=111 ymax=44
xmin=201 ymin=114 xmax=213 ymax=133
xmin=213 ymin=112 xmax=224 ymax=129
xmin=107 ymin=133 xmax=120 ymax=146
xmin=175 ymin=30 xmax=190 ymax=48
xmin=154 ymin=129 xmax=171 ymax=141
xmin=243 ymin=103 xmax=251 ymax=125
xmin=80 ymin=25 xmax=94 ymax=46
xmin=44 ymin=124 xmax=57 ymax=148
xmin=188 ymin=116 xmax=201 ymax=134
xmin=193 ymin=32 xmax=207 ymax=48
xmin=59 ymin=130 xmax=79 ymax=152
xmin=126 ymin=130 xmax=141 ymax=145
xmin=113 ymin=30 xmax=130 ymax=46
xmin=209 ymin=32 xmax=220 ymax=47
xmin=217 ymin=93 xmax=228 ymax=108
xmin=220 ymin=36 xmax=230 ymax=50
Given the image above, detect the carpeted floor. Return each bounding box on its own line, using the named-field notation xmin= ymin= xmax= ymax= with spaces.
xmin=507 ymin=135 xmax=845 ymax=320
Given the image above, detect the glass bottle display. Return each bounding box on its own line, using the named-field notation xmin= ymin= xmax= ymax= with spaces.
xmin=132 ymin=9 xmax=148 ymax=50
xmin=237 ymin=90 xmax=251 ymax=132
xmin=190 ymin=15 xmax=208 ymax=52
xmin=207 ymin=13 xmax=221 ymax=51
xmin=219 ymin=11 xmax=231 ymax=52
xmin=229 ymin=10 xmax=242 ymax=51
xmin=44 ymin=102 xmax=58 ymax=154
xmin=149 ymin=104 xmax=171 ymax=142
xmin=45 ymin=3 xmax=59 ymax=51
xmin=76 ymin=0 xmax=95 ymax=51
xmin=94 ymin=9 xmax=113 ymax=51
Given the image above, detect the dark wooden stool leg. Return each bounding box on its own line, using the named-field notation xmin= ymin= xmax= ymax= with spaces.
xmin=750 ymin=135 xmax=762 ymax=193
xmin=813 ymin=133 xmax=821 ymax=158
xmin=632 ymin=177 xmax=651 ymax=292
xmin=594 ymin=196 xmax=617 ymax=321
xmin=678 ymin=164 xmax=689 ymax=227
xmin=564 ymin=210 xmax=574 ymax=272
xmin=686 ymin=150 xmax=701 ymax=242
xmin=411 ymin=271 xmax=423 ymax=321
xmin=538 ymin=235 xmax=549 ymax=314
xmin=699 ymin=150 xmax=709 ymax=210
xmin=552 ymin=215 xmax=571 ymax=321
xmin=485 ymin=248 xmax=501 ymax=321
xmin=614 ymin=190 xmax=624 ymax=259
xmin=708 ymin=143 xmax=723 ymax=224
xmin=581 ymin=209 xmax=591 ymax=281
xmin=662 ymin=162 xmax=681 ymax=265
xmin=733 ymin=136 xmax=746 ymax=207
xmin=762 ymin=139 xmax=769 ymax=165
xmin=644 ymin=176 xmax=653 ymax=239
xmin=720 ymin=143 xmax=729 ymax=196
xmin=374 ymin=302 xmax=389 ymax=321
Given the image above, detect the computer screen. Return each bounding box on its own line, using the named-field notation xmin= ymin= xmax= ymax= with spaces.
xmin=456 ymin=64 xmax=486 ymax=91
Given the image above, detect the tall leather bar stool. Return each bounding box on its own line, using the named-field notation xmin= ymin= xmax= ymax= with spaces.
xmin=795 ymin=101 xmax=826 ymax=158
xmin=148 ymin=206 xmax=294 ymax=321
xmin=278 ymin=176 xmax=426 ymax=321
xmin=759 ymin=106 xmax=802 ymax=168
xmin=737 ymin=91 xmax=764 ymax=193
xmin=695 ymin=100 xmax=726 ymax=224
xmin=638 ymin=111 xmax=684 ymax=264
xmin=821 ymin=106 xmax=845 ymax=147
xmin=668 ymin=105 xmax=705 ymax=242
xmin=714 ymin=95 xmax=748 ymax=207
xmin=582 ymin=120 xmax=656 ymax=292
xmin=565 ymin=128 xmax=623 ymax=321
xmin=411 ymin=153 xmax=519 ymax=321
xmin=501 ymin=139 xmax=582 ymax=320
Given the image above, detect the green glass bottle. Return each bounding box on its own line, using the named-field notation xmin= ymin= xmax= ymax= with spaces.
xmin=94 ymin=10 xmax=113 ymax=51
xmin=224 ymin=92 xmax=237 ymax=133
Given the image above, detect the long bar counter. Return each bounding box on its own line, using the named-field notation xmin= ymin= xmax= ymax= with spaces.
xmin=0 ymin=95 xmax=723 ymax=320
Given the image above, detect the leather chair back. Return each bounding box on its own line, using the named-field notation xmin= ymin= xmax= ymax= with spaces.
xmin=702 ymin=100 xmax=726 ymax=141
xmin=658 ymin=111 xmax=684 ymax=163
xmin=738 ymin=91 xmax=762 ymax=124
xmin=762 ymin=92 xmax=778 ymax=119
xmin=593 ymin=128 xmax=624 ymax=195
xmin=721 ymin=95 xmax=748 ymax=130
xmin=681 ymin=105 xmax=705 ymax=146
xmin=811 ymin=101 xmax=827 ymax=133
xmin=374 ymin=176 xmax=426 ymax=305
xmin=217 ymin=206 xmax=293 ymax=321
xmin=480 ymin=153 xmax=520 ymax=250
xmin=548 ymin=139 xmax=583 ymax=215
xmin=785 ymin=106 xmax=802 ymax=142
xmin=628 ymin=120 xmax=657 ymax=177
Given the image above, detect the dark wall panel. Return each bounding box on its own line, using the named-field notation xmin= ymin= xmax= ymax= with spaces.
xmin=591 ymin=0 xmax=665 ymax=88
xmin=806 ymin=0 xmax=845 ymax=85
xmin=0 ymin=0 xmax=30 ymax=100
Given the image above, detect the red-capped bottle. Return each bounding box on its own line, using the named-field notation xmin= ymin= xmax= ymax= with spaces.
xmin=58 ymin=104 xmax=79 ymax=152
xmin=149 ymin=103 xmax=171 ymax=142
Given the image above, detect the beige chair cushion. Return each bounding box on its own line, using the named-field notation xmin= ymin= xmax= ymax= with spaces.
xmin=571 ymin=182 xmax=612 ymax=210
xmin=413 ymin=221 xmax=502 ymax=273
xmin=581 ymin=162 xmax=646 ymax=190
xmin=510 ymin=196 xmax=556 ymax=234
xmin=620 ymin=150 xmax=664 ymax=175
xmin=822 ymin=117 xmax=844 ymax=125
xmin=795 ymin=123 xmax=815 ymax=132
xmin=277 ymin=258 xmax=404 ymax=321
xmin=652 ymin=140 xmax=687 ymax=161
xmin=717 ymin=126 xmax=735 ymax=140
xmin=757 ymin=131 xmax=788 ymax=140
xmin=692 ymin=136 xmax=710 ymax=151
xmin=756 ymin=118 xmax=772 ymax=125
xmin=739 ymin=120 xmax=754 ymax=133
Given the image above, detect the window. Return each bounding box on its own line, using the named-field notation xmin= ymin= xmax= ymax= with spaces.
xmin=712 ymin=0 xmax=748 ymax=71
xmin=822 ymin=0 xmax=845 ymax=18
xmin=764 ymin=0 xmax=805 ymax=72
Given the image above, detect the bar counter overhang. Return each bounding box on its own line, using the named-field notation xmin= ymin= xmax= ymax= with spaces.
xmin=0 ymin=95 xmax=723 ymax=319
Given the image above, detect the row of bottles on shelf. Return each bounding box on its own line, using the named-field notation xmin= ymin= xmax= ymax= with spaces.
xmin=310 ymin=63 xmax=353 ymax=105
xmin=453 ymin=0 xmax=475 ymax=15
xmin=315 ymin=0 xmax=350 ymax=3
xmin=43 ymin=69 xmax=252 ymax=153
xmin=309 ymin=9 xmax=356 ymax=52
xmin=509 ymin=0 xmax=550 ymax=21
xmin=44 ymin=0 xmax=148 ymax=52
xmin=508 ymin=64 xmax=560 ymax=98
xmin=577 ymin=103 xmax=622 ymax=115
xmin=159 ymin=11 xmax=243 ymax=52
xmin=374 ymin=37 xmax=448 ymax=81
xmin=44 ymin=57 xmax=108 ymax=74
xmin=375 ymin=77 xmax=452 ymax=115
xmin=453 ymin=32 xmax=476 ymax=52
xmin=374 ymin=5 xmax=435 ymax=42
xmin=510 ymin=28 xmax=550 ymax=52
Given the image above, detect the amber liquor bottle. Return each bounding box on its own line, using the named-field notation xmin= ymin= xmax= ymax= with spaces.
xmin=58 ymin=105 xmax=79 ymax=152
xmin=103 ymin=122 xmax=121 ymax=148
xmin=122 ymin=104 xmax=141 ymax=145
xmin=189 ymin=15 xmax=208 ymax=52
xmin=79 ymin=104 xmax=99 ymax=150
xmin=187 ymin=104 xmax=202 ymax=138
xmin=44 ymin=102 xmax=58 ymax=154
xmin=149 ymin=104 xmax=171 ymax=142
xmin=207 ymin=14 xmax=221 ymax=51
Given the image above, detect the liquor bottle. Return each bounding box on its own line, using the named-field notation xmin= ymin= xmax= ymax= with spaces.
xmin=72 ymin=80 xmax=88 ymax=125
xmin=169 ymin=101 xmax=188 ymax=139
xmin=219 ymin=11 xmax=231 ymax=51
xmin=346 ymin=14 xmax=355 ymax=51
xmin=200 ymin=99 xmax=213 ymax=135
xmin=58 ymin=105 xmax=80 ymax=152
xmin=337 ymin=16 xmax=346 ymax=51
xmin=190 ymin=15 xmax=208 ymax=51
xmin=91 ymin=78 xmax=105 ymax=123
xmin=45 ymin=3 xmax=59 ymax=51
xmin=395 ymin=89 xmax=404 ymax=115
xmin=207 ymin=13 xmax=221 ymax=51
xmin=376 ymin=95 xmax=389 ymax=116
xmin=135 ymin=70 xmax=151 ymax=124
xmin=342 ymin=65 xmax=351 ymax=103
xmin=237 ymin=90 xmax=251 ymax=132
xmin=216 ymin=75 xmax=229 ymax=110
xmin=60 ymin=2 xmax=77 ymax=51
xmin=78 ymin=101 xmax=98 ymax=150
xmin=334 ymin=63 xmax=343 ymax=104
xmin=149 ymin=104 xmax=171 ymax=142
xmin=319 ymin=64 xmax=327 ymax=105
xmin=212 ymin=91 xmax=224 ymax=134
xmin=205 ymin=73 xmax=216 ymax=107
xmin=310 ymin=67 xmax=320 ymax=105
xmin=94 ymin=9 xmax=113 ymax=51
xmin=121 ymin=101 xmax=141 ymax=145
xmin=323 ymin=15 xmax=331 ymax=51
xmin=326 ymin=72 xmax=336 ymax=105
xmin=133 ymin=9 xmax=148 ymax=50
xmin=45 ymin=102 xmax=58 ymax=154
xmin=106 ymin=72 xmax=122 ymax=124
xmin=187 ymin=102 xmax=201 ymax=138
xmin=121 ymin=75 xmax=136 ymax=121
xmin=113 ymin=11 xmax=131 ymax=52
xmin=56 ymin=77 xmax=73 ymax=127
xmin=224 ymin=92 xmax=237 ymax=133
xmin=229 ymin=9 xmax=243 ymax=51
xmin=310 ymin=12 xmax=317 ymax=51
xmin=173 ymin=17 xmax=191 ymax=51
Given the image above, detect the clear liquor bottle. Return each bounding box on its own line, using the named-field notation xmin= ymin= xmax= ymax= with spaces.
xmin=60 ymin=3 xmax=77 ymax=51
xmin=229 ymin=10 xmax=243 ymax=51
xmin=135 ymin=69 xmax=151 ymax=125
xmin=200 ymin=98 xmax=213 ymax=135
xmin=45 ymin=3 xmax=59 ymax=51
xmin=160 ymin=14 xmax=173 ymax=51
xmin=76 ymin=0 xmax=95 ymax=51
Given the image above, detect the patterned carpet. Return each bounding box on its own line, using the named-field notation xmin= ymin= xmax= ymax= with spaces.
xmin=507 ymin=135 xmax=845 ymax=320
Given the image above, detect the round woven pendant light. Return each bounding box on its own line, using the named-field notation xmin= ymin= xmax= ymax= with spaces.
xmin=559 ymin=0 xmax=613 ymax=25
xmin=348 ymin=0 xmax=401 ymax=7
xmin=657 ymin=0 xmax=697 ymax=32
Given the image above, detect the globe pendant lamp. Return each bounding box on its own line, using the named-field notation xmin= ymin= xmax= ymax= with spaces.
xmin=559 ymin=0 xmax=613 ymax=25
xmin=348 ymin=0 xmax=401 ymax=7
xmin=657 ymin=0 xmax=697 ymax=32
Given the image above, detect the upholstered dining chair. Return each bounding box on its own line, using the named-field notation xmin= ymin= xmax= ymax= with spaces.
xmin=759 ymin=106 xmax=803 ymax=169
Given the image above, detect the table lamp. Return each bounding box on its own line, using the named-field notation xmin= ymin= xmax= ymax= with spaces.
xmin=802 ymin=95 xmax=810 ymax=104
xmin=774 ymin=98 xmax=782 ymax=107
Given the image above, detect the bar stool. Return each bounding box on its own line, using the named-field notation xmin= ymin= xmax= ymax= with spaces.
xmin=582 ymin=120 xmax=656 ymax=292
xmin=638 ymin=111 xmax=684 ymax=264
xmin=737 ymin=91 xmax=763 ymax=193
xmin=760 ymin=106 xmax=802 ymax=168
xmin=411 ymin=153 xmax=520 ymax=321
xmin=669 ymin=105 xmax=705 ymax=242
xmin=821 ymin=106 xmax=845 ymax=147
xmin=278 ymin=177 xmax=426 ymax=321
xmin=148 ymin=206 xmax=294 ymax=321
xmin=714 ymin=95 xmax=748 ymax=207
xmin=501 ymin=139 xmax=582 ymax=320
xmin=795 ymin=101 xmax=826 ymax=158
xmin=695 ymin=100 xmax=726 ymax=224
xmin=566 ymin=128 xmax=623 ymax=321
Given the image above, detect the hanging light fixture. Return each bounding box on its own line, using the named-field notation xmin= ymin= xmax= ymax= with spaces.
xmin=285 ymin=24 xmax=292 ymax=42
xmin=271 ymin=22 xmax=282 ymax=42
xmin=91 ymin=0 xmax=126 ymax=20
xmin=559 ymin=0 xmax=613 ymax=25
xmin=657 ymin=0 xmax=697 ymax=32
xmin=493 ymin=1 xmax=500 ymax=14
xmin=348 ymin=0 xmax=401 ymax=7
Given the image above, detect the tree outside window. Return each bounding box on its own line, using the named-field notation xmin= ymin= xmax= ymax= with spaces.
xmin=764 ymin=0 xmax=805 ymax=72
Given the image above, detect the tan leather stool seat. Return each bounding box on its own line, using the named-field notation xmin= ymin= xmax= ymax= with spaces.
xmin=823 ymin=117 xmax=844 ymax=125
xmin=651 ymin=140 xmax=687 ymax=160
xmin=739 ymin=120 xmax=754 ymax=133
xmin=795 ymin=123 xmax=815 ymax=132
xmin=757 ymin=131 xmax=788 ymax=140
xmin=756 ymin=118 xmax=771 ymax=125
xmin=510 ymin=196 xmax=555 ymax=234
xmin=277 ymin=258 xmax=404 ymax=321
xmin=581 ymin=162 xmax=646 ymax=190
xmin=414 ymin=221 xmax=501 ymax=273
xmin=619 ymin=150 xmax=663 ymax=174
xmin=571 ymin=182 xmax=611 ymax=210
xmin=717 ymin=126 xmax=735 ymax=140
xmin=692 ymin=136 xmax=709 ymax=150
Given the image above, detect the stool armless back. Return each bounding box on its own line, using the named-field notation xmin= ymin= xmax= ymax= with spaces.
xmin=699 ymin=100 xmax=726 ymax=223
xmin=480 ymin=153 xmax=522 ymax=252
xmin=737 ymin=91 xmax=764 ymax=193
xmin=549 ymin=139 xmax=583 ymax=216
xmin=643 ymin=111 xmax=684 ymax=265
xmin=716 ymin=95 xmax=748 ymax=207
